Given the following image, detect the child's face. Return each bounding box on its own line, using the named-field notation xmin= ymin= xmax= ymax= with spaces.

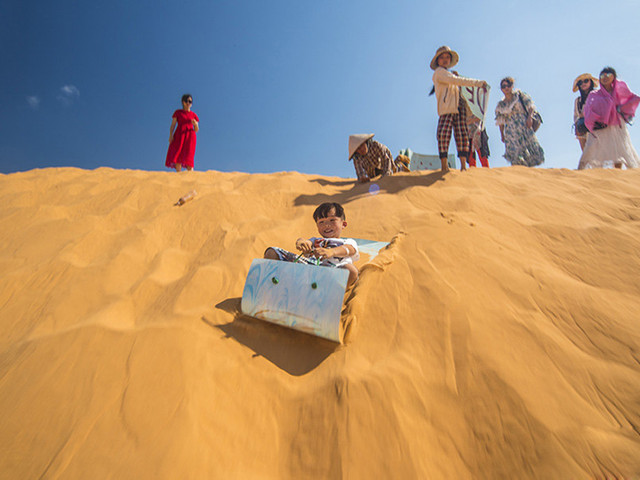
xmin=315 ymin=209 xmax=347 ymax=238
xmin=437 ymin=53 xmax=451 ymax=68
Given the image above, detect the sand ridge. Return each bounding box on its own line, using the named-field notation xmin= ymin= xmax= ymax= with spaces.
xmin=1 ymin=166 xmax=639 ymax=478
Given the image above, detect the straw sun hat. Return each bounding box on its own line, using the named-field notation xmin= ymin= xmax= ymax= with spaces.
xmin=572 ymin=73 xmax=598 ymax=92
xmin=348 ymin=133 xmax=375 ymax=159
xmin=430 ymin=45 xmax=459 ymax=71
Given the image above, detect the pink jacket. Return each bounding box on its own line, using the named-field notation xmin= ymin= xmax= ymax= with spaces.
xmin=584 ymin=79 xmax=640 ymax=131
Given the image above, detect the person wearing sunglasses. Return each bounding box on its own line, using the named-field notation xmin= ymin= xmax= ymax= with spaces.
xmin=572 ymin=74 xmax=598 ymax=151
xmin=165 ymin=94 xmax=200 ymax=172
xmin=494 ymin=77 xmax=545 ymax=167
xmin=578 ymin=67 xmax=640 ymax=169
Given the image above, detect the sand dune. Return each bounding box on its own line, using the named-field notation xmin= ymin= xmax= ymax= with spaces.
xmin=1 ymin=166 xmax=640 ymax=479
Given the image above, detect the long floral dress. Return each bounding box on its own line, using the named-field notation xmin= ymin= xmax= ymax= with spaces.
xmin=495 ymin=90 xmax=545 ymax=167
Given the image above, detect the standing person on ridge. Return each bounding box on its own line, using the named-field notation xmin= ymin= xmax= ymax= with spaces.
xmin=466 ymin=114 xmax=490 ymax=168
xmin=348 ymin=134 xmax=396 ymax=183
xmin=572 ymin=73 xmax=598 ymax=151
xmin=578 ymin=67 xmax=640 ymax=169
xmin=165 ymin=94 xmax=199 ymax=172
xmin=429 ymin=45 xmax=488 ymax=173
xmin=495 ymin=77 xmax=545 ymax=167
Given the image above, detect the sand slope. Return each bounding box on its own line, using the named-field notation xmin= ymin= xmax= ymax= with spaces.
xmin=1 ymin=166 xmax=639 ymax=479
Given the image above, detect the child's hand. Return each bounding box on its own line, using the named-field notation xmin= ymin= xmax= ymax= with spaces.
xmin=312 ymin=247 xmax=333 ymax=260
xmin=295 ymin=239 xmax=313 ymax=254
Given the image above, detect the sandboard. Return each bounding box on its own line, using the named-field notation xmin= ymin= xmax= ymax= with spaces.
xmin=351 ymin=238 xmax=389 ymax=259
xmin=241 ymin=259 xmax=348 ymax=342
xmin=240 ymin=238 xmax=389 ymax=343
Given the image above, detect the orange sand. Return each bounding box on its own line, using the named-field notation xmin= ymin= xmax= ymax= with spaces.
xmin=1 ymin=166 xmax=640 ymax=479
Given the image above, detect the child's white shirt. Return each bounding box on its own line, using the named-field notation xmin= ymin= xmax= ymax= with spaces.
xmin=309 ymin=237 xmax=360 ymax=267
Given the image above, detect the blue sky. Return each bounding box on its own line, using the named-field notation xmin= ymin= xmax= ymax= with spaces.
xmin=2 ymin=0 xmax=640 ymax=176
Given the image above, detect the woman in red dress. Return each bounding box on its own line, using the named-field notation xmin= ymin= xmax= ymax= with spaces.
xmin=165 ymin=94 xmax=199 ymax=171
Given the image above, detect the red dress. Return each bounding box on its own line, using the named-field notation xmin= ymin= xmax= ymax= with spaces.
xmin=165 ymin=109 xmax=199 ymax=169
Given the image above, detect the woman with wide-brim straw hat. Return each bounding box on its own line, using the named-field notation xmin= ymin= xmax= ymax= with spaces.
xmin=572 ymin=73 xmax=598 ymax=151
xmin=348 ymin=133 xmax=395 ymax=183
xmin=429 ymin=46 xmax=488 ymax=172
xmin=430 ymin=45 xmax=459 ymax=71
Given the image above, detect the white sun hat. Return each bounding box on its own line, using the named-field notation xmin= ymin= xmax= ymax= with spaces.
xmin=348 ymin=133 xmax=375 ymax=159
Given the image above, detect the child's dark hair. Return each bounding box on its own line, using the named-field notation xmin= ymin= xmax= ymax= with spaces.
xmin=181 ymin=93 xmax=193 ymax=103
xmin=313 ymin=202 xmax=345 ymax=221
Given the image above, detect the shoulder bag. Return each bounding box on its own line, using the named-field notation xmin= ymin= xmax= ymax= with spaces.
xmin=519 ymin=92 xmax=542 ymax=132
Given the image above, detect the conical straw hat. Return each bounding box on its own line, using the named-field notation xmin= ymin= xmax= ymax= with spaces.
xmin=348 ymin=134 xmax=375 ymax=159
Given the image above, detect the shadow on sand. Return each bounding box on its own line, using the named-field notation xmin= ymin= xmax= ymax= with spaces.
xmin=203 ymin=297 xmax=339 ymax=376
xmin=296 ymin=170 xmax=447 ymax=207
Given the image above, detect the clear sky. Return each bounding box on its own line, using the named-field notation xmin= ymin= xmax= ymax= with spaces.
xmin=2 ymin=0 xmax=640 ymax=176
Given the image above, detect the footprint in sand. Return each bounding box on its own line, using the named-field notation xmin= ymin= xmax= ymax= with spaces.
xmin=148 ymin=248 xmax=190 ymax=285
xmin=83 ymin=298 xmax=136 ymax=331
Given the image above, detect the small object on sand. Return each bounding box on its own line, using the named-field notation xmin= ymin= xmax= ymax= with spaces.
xmin=175 ymin=190 xmax=197 ymax=206
xmin=394 ymin=154 xmax=411 ymax=172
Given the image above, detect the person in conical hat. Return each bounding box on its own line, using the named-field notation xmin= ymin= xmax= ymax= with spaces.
xmin=429 ymin=46 xmax=488 ymax=172
xmin=572 ymin=73 xmax=598 ymax=151
xmin=348 ymin=133 xmax=395 ymax=183
xmin=348 ymin=134 xmax=375 ymax=160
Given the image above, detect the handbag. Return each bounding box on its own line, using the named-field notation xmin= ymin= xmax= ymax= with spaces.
xmin=518 ymin=92 xmax=542 ymax=132
xmin=617 ymin=105 xmax=634 ymax=126
xmin=479 ymin=129 xmax=490 ymax=158
xmin=574 ymin=117 xmax=588 ymax=136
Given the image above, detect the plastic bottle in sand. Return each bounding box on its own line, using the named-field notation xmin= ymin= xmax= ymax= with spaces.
xmin=176 ymin=190 xmax=197 ymax=206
